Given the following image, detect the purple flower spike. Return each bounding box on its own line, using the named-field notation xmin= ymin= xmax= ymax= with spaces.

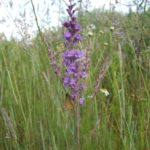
xmin=62 ymin=0 xmax=86 ymax=106
xmin=62 ymin=0 xmax=82 ymax=48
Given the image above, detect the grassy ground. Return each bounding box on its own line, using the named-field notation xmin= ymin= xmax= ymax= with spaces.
xmin=0 ymin=9 xmax=150 ymax=150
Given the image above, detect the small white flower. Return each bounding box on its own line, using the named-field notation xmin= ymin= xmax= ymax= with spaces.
xmin=87 ymin=24 xmax=96 ymax=30
xmin=89 ymin=24 xmax=96 ymax=30
xmin=87 ymin=95 xmax=93 ymax=98
xmin=100 ymin=88 xmax=109 ymax=96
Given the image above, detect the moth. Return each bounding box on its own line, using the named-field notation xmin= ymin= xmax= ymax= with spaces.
xmin=63 ymin=93 xmax=74 ymax=111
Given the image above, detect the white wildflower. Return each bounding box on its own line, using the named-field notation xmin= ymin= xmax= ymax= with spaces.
xmin=100 ymin=88 xmax=109 ymax=96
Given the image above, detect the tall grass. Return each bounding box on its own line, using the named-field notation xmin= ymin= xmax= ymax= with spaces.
xmin=0 ymin=5 xmax=150 ymax=150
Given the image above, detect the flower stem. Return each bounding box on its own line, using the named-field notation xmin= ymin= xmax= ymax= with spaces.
xmin=75 ymin=64 xmax=81 ymax=150
xmin=75 ymin=97 xmax=80 ymax=150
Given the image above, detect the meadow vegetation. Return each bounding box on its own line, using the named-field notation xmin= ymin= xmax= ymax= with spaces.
xmin=0 ymin=1 xmax=150 ymax=150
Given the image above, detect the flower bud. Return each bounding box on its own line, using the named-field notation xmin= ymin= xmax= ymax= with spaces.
xmin=110 ymin=26 xmax=114 ymax=32
xmin=99 ymin=30 xmax=104 ymax=35
xmin=88 ymin=32 xmax=93 ymax=37
xmin=104 ymin=42 xmax=108 ymax=46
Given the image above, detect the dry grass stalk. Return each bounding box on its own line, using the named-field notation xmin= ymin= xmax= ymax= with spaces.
xmin=1 ymin=108 xmax=17 ymax=141
xmin=86 ymin=55 xmax=110 ymax=113
xmin=41 ymin=32 xmax=61 ymax=79
xmin=94 ymin=55 xmax=110 ymax=91
xmin=42 ymin=72 xmax=49 ymax=85
xmin=42 ymin=32 xmax=67 ymax=92
xmin=82 ymin=113 xmax=101 ymax=149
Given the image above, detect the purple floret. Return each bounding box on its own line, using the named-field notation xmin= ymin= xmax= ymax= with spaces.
xmin=63 ymin=21 xmax=70 ymax=28
xmin=73 ymin=34 xmax=82 ymax=45
xmin=79 ymin=97 xmax=85 ymax=105
xmin=71 ymin=92 xmax=78 ymax=100
xmin=63 ymin=32 xmax=71 ymax=42
xmin=74 ymin=24 xmax=82 ymax=32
